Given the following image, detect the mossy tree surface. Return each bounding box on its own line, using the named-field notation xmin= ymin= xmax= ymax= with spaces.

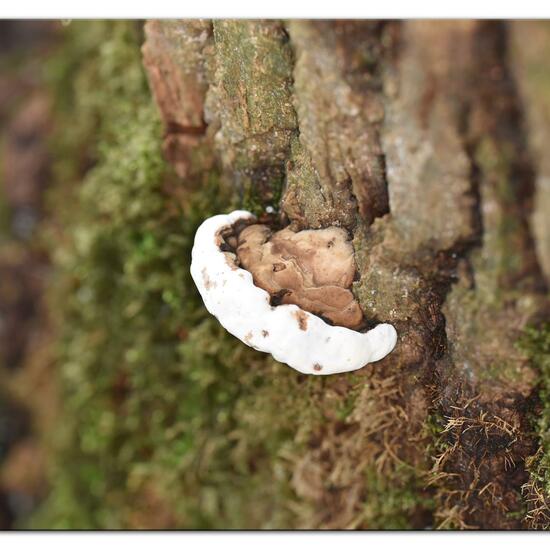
xmin=25 ymin=20 xmax=550 ymax=529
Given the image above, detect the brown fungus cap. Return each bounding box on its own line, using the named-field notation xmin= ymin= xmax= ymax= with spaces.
xmin=236 ymin=224 xmax=364 ymax=329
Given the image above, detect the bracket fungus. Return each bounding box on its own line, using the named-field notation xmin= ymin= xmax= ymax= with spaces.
xmin=190 ymin=210 xmax=397 ymax=375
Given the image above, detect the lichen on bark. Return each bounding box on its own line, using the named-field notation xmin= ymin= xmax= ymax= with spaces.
xmin=206 ymin=20 xmax=298 ymax=213
xmin=283 ymin=21 xmax=390 ymax=230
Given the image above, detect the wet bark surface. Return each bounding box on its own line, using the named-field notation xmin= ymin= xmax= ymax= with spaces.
xmin=143 ymin=20 xmax=550 ymax=529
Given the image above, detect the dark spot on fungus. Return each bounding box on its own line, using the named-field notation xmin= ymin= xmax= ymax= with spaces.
xmin=201 ymin=267 xmax=216 ymax=290
xmin=232 ymin=219 xmax=252 ymax=236
xmin=293 ymin=310 xmax=309 ymax=331
xmin=270 ymin=288 xmax=291 ymax=306
xmin=313 ymin=364 xmax=323 ymax=371
xmin=272 ymin=262 xmax=286 ymax=272
xmin=319 ymin=314 xmax=335 ymax=326
xmin=262 ymin=330 xmax=269 ymax=337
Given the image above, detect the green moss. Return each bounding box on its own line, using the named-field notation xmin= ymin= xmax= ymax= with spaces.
xmin=437 ymin=133 xmax=543 ymax=387
xmin=240 ymin=173 xmax=285 ymax=216
xmin=212 ymin=20 xmax=296 ymax=144
xmin=360 ymin=465 xmax=433 ymax=530
xmin=26 ymin=20 xmax=438 ymax=531
xmin=27 ymin=20 xmax=324 ymax=530
xmin=473 ymin=136 xmax=539 ymax=295
xmin=210 ymin=20 xmax=297 ymax=212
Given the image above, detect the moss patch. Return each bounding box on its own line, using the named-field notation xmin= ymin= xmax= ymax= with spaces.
xmin=25 ymin=20 xmax=441 ymax=530
xmin=28 ymin=20 xmax=312 ymax=529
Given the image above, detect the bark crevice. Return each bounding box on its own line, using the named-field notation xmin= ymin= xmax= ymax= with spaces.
xmin=431 ymin=21 xmax=549 ymax=529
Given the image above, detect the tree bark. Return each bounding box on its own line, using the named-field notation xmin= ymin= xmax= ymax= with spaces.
xmin=142 ymin=20 xmax=550 ymax=529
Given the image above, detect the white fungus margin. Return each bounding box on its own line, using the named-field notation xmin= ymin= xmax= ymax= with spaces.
xmin=190 ymin=210 xmax=397 ymax=375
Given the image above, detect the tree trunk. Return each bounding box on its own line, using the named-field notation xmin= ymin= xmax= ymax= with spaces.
xmin=142 ymin=20 xmax=550 ymax=529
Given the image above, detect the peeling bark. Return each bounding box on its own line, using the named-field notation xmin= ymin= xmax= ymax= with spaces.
xmin=142 ymin=20 xmax=213 ymax=180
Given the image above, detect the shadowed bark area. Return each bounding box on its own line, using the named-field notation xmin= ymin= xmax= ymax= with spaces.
xmin=140 ymin=19 xmax=550 ymax=529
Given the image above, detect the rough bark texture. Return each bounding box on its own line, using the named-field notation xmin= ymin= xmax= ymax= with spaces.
xmin=2 ymin=20 xmax=549 ymax=530
xmin=142 ymin=20 xmax=550 ymax=529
